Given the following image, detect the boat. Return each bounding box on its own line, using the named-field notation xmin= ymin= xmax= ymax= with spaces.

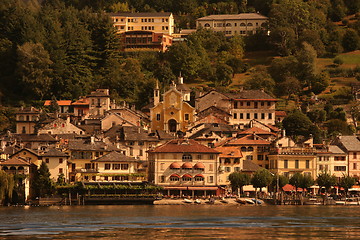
xmin=183 ymin=198 xmax=192 ymax=203
xmin=252 ymin=199 xmax=262 ymax=205
xmin=236 ymin=199 xmax=246 ymax=204
xmin=245 ymin=199 xmax=255 ymax=204
xmin=335 ymin=200 xmax=346 ymax=205
xmin=220 ymin=198 xmax=229 ymax=204
xmin=194 ymin=199 xmax=201 ymax=204
xmin=304 ymin=198 xmax=322 ymax=205
xmin=345 ymin=198 xmax=360 ymax=205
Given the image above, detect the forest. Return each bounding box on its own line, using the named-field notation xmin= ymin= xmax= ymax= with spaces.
xmin=0 ymin=0 xmax=359 ymax=137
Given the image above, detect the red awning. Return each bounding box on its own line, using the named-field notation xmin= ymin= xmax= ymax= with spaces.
xmin=163 ymin=186 xmax=218 ymax=191
xmin=182 ymin=174 xmax=192 ymax=178
xmin=194 ymin=162 xmax=205 ymax=169
xmin=170 ymin=162 xmax=181 ymax=169
xmin=194 ymin=174 xmax=204 ymax=178
xmin=182 ymin=162 xmax=193 ymax=169
xmin=170 ymin=173 xmax=180 ymax=178
xmin=282 ymin=184 xmax=305 ymax=192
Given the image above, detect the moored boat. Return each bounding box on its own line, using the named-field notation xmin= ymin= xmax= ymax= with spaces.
xmin=194 ymin=199 xmax=201 ymax=204
xmin=183 ymin=198 xmax=192 ymax=203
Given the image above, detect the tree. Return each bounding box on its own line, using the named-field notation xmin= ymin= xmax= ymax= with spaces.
xmin=299 ymin=174 xmax=314 ymax=192
xmin=282 ymin=110 xmax=314 ymax=138
xmin=342 ymin=29 xmax=360 ymax=52
xmin=316 ymin=171 xmax=337 ymax=194
xmin=350 ymin=102 xmax=360 ymax=128
xmin=215 ymin=63 xmax=233 ymax=86
xmin=16 ymin=42 xmax=53 ymax=100
xmin=229 ymin=172 xmax=251 ymax=195
xmin=338 ymin=174 xmax=356 ymax=197
xmin=0 ymin=170 xmax=14 ymax=205
xmin=289 ymin=172 xmax=303 ymax=193
xmin=244 ymin=66 xmax=275 ymax=94
xmin=251 ymin=169 xmax=273 ymax=193
xmin=325 ymin=119 xmax=353 ymax=136
xmin=270 ymin=174 xmax=289 ymax=192
xmin=31 ymin=161 xmax=54 ymax=198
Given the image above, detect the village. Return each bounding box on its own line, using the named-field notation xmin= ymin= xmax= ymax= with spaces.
xmin=0 ymin=74 xmax=359 ymax=205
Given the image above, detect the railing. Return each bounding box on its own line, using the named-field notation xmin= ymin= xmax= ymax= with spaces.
xmin=77 ymin=168 xmax=99 ymax=173
xmin=273 ymin=147 xmax=316 ymax=155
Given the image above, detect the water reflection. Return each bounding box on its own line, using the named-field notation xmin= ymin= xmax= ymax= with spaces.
xmin=1 ymin=205 xmax=360 ymax=239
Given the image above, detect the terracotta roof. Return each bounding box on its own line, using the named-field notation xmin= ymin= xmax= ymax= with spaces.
xmin=227 ymin=135 xmax=270 ymax=145
xmin=215 ymin=146 xmax=243 ymax=158
xmin=193 ymin=162 xmax=205 ymax=169
xmin=42 ymin=148 xmax=69 ymax=157
xmin=170 ymin=162 xmax=181 ymax=169
xmin=109 ymin=12 xmax=172 ymax=17
xmin=275 ymin=111 xmax=287 ymax=117
xmin=91 ymin=151 xmax=137 ymax=162
xmin=197 ymin=13 xmax=268 ymax=21
xmin=71 ymin=98 xmax=89 ymax=105
xmin=182 ymin=162 xmax=193 ymax=169
xmin=44 ymin=100 xmax=72 ymax=106
xmin=148 ymin=139 xmax=219 ymax=154
xmin=238 ymin=127 xmax=274 ymax=135
xmin=1 ymin=157 xmax=30 ymax=166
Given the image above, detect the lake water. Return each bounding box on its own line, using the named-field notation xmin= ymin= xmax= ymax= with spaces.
xmin=0 ymin=205 xmax=359 ymax=239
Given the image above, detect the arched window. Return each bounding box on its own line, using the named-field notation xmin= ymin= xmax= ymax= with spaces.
xmin=248 ymin=147 xmax=254 ymax=152
xmin=194 ymin=175 xmax=204 ymax=181
xmin=234 ymin=158 xmax=240 ymax=164
xmin=2 ymin=166 xmax=8 ymax=170
xmin=182 ymin=175 xmax=192 ymax=181
xmin=225 ymin=23 xmax=231 ymax=27
xmin=247 ymin=23 xmax=253 ymax=26
xmin=240 ymin=23 xmax=246 ymax=26
xmin=241 ymin=147 xmax=247 ymax=152
xmin=224 ymin=158 xmax=231 ymax=164
xmin=204 ymin=23 xmax=210 ymax=27
xmin=10 ymin=167 xmax=16 ymax=170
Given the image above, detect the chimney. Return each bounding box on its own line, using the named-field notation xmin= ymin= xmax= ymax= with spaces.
xmin=90 ymin=136 xmax=95 ymax=144
xmin=178 ymin=72 xmax=183 ymax=84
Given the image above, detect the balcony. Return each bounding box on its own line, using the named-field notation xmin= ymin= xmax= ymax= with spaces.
xmin=76 ymin=168 xmax=99 ymax=173
xmin=272 ymin=147 xmax=316 ymax=155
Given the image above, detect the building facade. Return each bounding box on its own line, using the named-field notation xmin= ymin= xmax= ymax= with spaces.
xmin=196 ymin=13 xmax=268 ymax=37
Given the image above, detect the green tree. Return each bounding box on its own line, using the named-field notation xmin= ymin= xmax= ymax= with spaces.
xmin=244 ymin=66 xmax=275 ymax=94
xmin=251 ymin=168 xmax=272 ymax=193
xmin=299 ymin=174 xmax=314 ymax=192
xmin=342 ymin=28 xmax=360 ymax=52
xmin=215 ymin=63 xmax=233 ymax=87
xmin=270 ymin=174 xmax=289 ymax=192
xmin=316 ymin=171 xmax=337 ymax=194
xmin=31 ymin=161 xmax=55 ymax=198
xmin=229 ymin=172 xmax=251 ymax=195
xmin=338 ymin=174 xmax=356 ymax=197
xmin=16 ymin=42 xmax=53 ymax=100
xmin=289 ymin=172 xmax=303 ymax=193
xmin=282 ymin=110 xmax=314 ymax=138
xmin=0 ymin=170 xmax=14 ymax=205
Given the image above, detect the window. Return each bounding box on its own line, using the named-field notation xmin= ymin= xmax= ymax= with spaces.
xmin=45 ymin=158 xmax=49 ymax=163
xmin=233 ymin=113 xmax=237 ymax=119
xmin=105 ymin=164 xmax=111 ymax=170
xmin=170 ymin=176 xmax=179 ymax=181
xmin=225 ymin=23 xmax=231 ymax=27
xmin=319 ymin=165 xmax=323 ymax=171
xmin=258 ymin=155 xmax=264 ymax=161
xmin=247 ymin=23 xmax=253 ymax=26
xmin=354 ymin=152 xmax=357 ymax=159
xmin=240 ymin=23 xmax=246 ymax=26
xmin=234 ymin=102 xmax=238 ymax=108
xmin=261 ymin=102 xmax=264 ymax=106
xmin=234 ymin=167 xmax=240 ymax=172
xmin=156 ymin=114 xmax=161 ymax=121
xmin=59 ymin=158 xmax=63 ymax=164
xmin=104 ymin=176 xmax=108 ymax=181
xmin=246 ymin=155 xmax=253 ymax=160
xmin=268 ymin=113 xmax=272 ymax=119
xmin=246 ymin=113 xmax=250 ymax=119
xmin=334 ymin=166 xmax=346 ymax=171
xmin=234 ymin=158 xmax=240 ymax=164
xmin=240 ymin=113 xmax=244 ymax=119
xmin=129 ymin=147 xmax=133 ymax=156
xmin=225 ymin=167 xmax=231 ymax=172
xmin=209 ymin=164 xmax=213 ymax=171
xmin=59 ymin=168 xmax=63 ymax=174
xmin=185 ymin=114 xmax=189 ymax=120
xmin=284 ymin=160 xmax=288 ymax=169
xmin=208 ymin=176 xmax=214 ymax=183
xmin=247 ymin=102 xmax=250 ymax=106
xmin=306 ymin=160 xmax=310 ymax=169
xmin=121 ymin=164 xmax=129 ymax=170
xmin=160 ymin=176 xmax=165 ymax=183
xmin=254 ymin=113 xmax=258 ymax=119
xmin=195 ymin=176 xmax=204 ymax=181
xmin=113 ymin=164 xmax=120 ymax=170
xmin=241 ymin=147 xmax=247 ymax=152
xmin=139 ymin=149 xmax=143 ymax=156
xmin=248 ymin=147 xmax=254 ymax=152
xmin=209 ymin=154 xmax=214 ymax=160
xmin=224 ymin=158 xmax=231 ymax=164
xmin=197 ymin=154 xmax=202 ymax=160
xmin=295 ymin=160 xmax=299 ymax=169
xmin=204 ymin=23 xmax=210 ymax=27
xmin=268 ymin=102 xmax=271 ymax=106
xmin=182 ymin=154 xmax=192 ymax=162
xmin=353 ymin=163 xmax=357 ymax=170
xmin=335 ymin=156 xmax=346 ymax=161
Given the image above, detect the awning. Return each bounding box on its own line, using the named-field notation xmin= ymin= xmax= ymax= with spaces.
xmin=282 ymin=184 xmax=305 ymax=192
xmin=170 ymin=162 xmax=181 ymax=169
xmin=170 ymin=173 xmax=180 ymax=178
xmin=163 ymin=186 xmax=218 ymax=191
xmin=182 ymin=162 xmax=193 ymax=169
xmin=194 ymin=174 xmax=205 ymax=178
xmin=182 ymin=174 xmax=192 ymax=178
xmin=194 ymin=162 xmax=205 ymax=169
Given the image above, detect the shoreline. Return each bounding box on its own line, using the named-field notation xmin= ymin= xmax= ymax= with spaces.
xmin=154 ymin=198 xmax=263 ymax=205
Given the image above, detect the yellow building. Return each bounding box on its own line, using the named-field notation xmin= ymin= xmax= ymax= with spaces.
xmin=109 ymin=12 xmax=174 ymax=35
xmin=196 ymin=13 xmax=268 ymax=37
xmin=15 ymin=107 xmax=40 ymax=134
xmin=215 ymin=146 xmax=243 ymax=186
xmin=150 ymin=81 xmax=195 ymax=133
xmin=268 ymin=147 xmax=317 ymax=179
